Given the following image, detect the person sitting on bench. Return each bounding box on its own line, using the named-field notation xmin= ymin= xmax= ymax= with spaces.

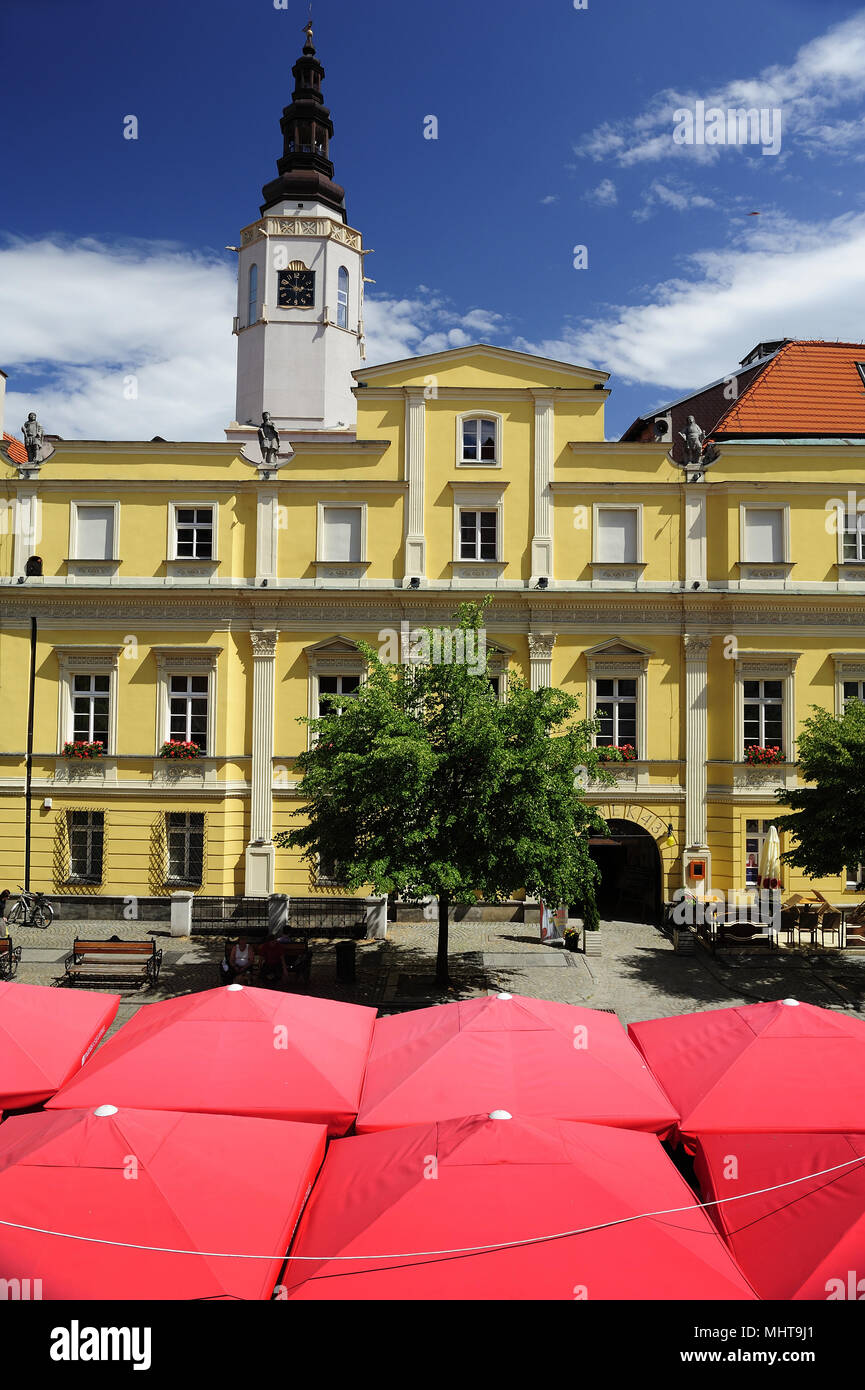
xmin=227 ymin=936 xmax=255 ymax=985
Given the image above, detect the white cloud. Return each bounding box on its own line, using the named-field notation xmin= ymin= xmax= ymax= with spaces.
xmin=540 ymin=194 xmax=559 ymax=205
xmin=574 ymin=12 xmax=865 ymax=165
xmin=584 ymin=179 xmax=618 ymax=206
xmin=633 ymin=180 xmax=716 ymax=221
xmin=0 ymin=238 xmax=508 ymax=439
xmin=514 ymin=212 xmax=865 ymax=390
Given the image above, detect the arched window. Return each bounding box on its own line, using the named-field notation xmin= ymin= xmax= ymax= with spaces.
xmin=337 ymin=267 xmax=349 ymax=328
xmin=247 ymin=263 xmax=258 ymax=326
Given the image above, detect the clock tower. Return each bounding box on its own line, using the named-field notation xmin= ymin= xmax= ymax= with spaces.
xmin=230 ymin=23 xmax=366 ymax=437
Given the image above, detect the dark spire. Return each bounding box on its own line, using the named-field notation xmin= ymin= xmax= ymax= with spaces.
xmin=260 ymin=22 xmax=347 ymax=221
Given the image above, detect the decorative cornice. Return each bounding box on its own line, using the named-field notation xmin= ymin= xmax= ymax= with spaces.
xmin=240 ymin=215 xmax=362 ymax=250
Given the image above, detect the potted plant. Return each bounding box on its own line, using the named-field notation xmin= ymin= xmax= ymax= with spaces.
xmin=744 ymin=745 xmax=785 ymax=766
xmin=158 ymin=739 xmax=203 ymax=761
xmin=62 ymin=740 xmax=104 ymax=759
xmin=563 ymin=925 xmax=581 ymax=952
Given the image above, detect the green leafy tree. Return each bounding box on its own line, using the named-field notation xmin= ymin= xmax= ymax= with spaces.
xmin=274 ymin=601 xmax=609 ymax=986
xmin=774 ymin=700 xmax=865 ymax=877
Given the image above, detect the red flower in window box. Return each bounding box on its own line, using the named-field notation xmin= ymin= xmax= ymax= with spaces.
xmin=744 ymin=745 xmax=785 ymax=766
xmin=158 ymin=740 xmax=203 ymax=761
xmin=62 ymin=740 xmax=104 ymax=760
xmin=597 ymin=744 xmax=638 ymax=762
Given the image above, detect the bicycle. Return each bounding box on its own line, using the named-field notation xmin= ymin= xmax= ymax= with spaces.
xmin=7 ymin=886 xmax=55 ymax=929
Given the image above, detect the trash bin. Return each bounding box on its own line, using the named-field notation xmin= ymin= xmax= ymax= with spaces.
xmin=335 ymin=938 xmax=356 ymax=983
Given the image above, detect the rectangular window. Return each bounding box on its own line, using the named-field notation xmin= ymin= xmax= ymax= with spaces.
xmin=67 ymin=810 xmax=104 ymax=883
xmin=595 ymin=677 xmax=638 ymax=753
xmin=597 ymin=508 xmax=637 ymax=564
xmin=337 ymin=268 xmax=349 ymax=329
xmin=459 ymin=509 xmax=498 ymax=560
xmin=317 ymin=851 xmax=344 ymax=884
xmin=322 ymin=507 xmax=362 ymax=562
xmin=166 ymin=812 xmax=204 ymax=885
xmin=175 ymin=507 xmax=214 ymax=560
xmin=844 ymin=680 xmax=865 ymax=704
xmin=318 ymin=673 xmax=360 ymax=717
xmin=72 ymin=673 xmax=110 ymax=745
xmin=846 ymin=864 xmax=865 ymax=890
xmin=461 ymin=419 xmax=497 ymax=463
xmin=168 ymin=675 xmax=209 ymax=753
xmin=745 ymin=819 xmax=777 ymax=886
xmin=75 ymin=505 xmax=115 ymax=560
xmin=743 ymin=678 xmax=784 ymax=751
xmin=843 ymin=512 xmax=865 ymax=562
xmin=744 ymin=508 xmax=784 ymax=563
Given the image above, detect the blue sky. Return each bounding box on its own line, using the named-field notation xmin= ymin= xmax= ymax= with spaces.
xmin=3 ymin=0 xmax=865 ymax=439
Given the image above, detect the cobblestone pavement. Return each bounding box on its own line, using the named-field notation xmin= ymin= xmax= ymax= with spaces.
xmin=9 ymin=913 xmax=865 ymax=1036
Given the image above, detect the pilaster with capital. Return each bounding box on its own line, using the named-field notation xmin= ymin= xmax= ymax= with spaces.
xmin=245 ymin=629 xmax=278 ymax=894
xmin=528 ymin=632 xmax=556 ymax=690
xmin=530 ymin=392 xmax=554 ymax=584
xmin=403 ymin=387 xmax=426 ymax=582
xmin=683 ymin=633 xmax=711 ymax=854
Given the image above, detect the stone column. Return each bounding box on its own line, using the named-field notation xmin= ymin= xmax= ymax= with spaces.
xmin=403 ymin=386 xmax=426 ymax=583
xmin=245 ymin=629 xmax=278 ymax=896
xmin=528 ymin=632 xmax=556 ymax=690
xmin=683 ymin=633 xmax=711 ymax=884
xmin=530 ymin=392 xmax=554 ymax=585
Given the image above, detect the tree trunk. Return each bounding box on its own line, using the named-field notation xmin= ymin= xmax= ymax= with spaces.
xmin=435 ymin=889 xmax=450 ymax=989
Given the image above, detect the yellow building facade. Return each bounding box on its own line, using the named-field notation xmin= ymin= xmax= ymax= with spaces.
xmin=2 ymin=339 xmax=865 ymax=919
xmin=2 ymin=32 xmax=863 ymax=922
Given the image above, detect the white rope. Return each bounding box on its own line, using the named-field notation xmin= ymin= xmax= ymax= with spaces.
xmin=0 ymin=1149 xmax=862 ymax=1263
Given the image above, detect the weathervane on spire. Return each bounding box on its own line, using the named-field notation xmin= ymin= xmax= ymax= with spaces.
xmin=303 ymin=17 xmax=314 ymax=48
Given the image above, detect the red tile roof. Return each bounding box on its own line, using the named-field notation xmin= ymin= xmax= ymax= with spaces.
xmin=714 ymin=341 xmax=865 ymax=437
xmin=2 ymin=431 xmax=26 ymax=464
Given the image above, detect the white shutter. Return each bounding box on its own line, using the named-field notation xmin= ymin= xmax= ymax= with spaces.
xmin=745 ymin=509 xmax=783 ymax=562
xmin=76 ymin=506 xmax=114 ymax=559
xmin=323 ymin=507 xmax=361 ymax=562
xmin=597 ymin=509 xmax=637 ymax=563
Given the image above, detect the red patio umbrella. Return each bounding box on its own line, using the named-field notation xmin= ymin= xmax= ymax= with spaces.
xmin=0 ymin=981 xmax=119 ymax=1111
xmin=0 ymin=1104 xmax=326 ymax=1299
xmin=46 ymin=985 xmax=376 ymax=1135
xmin=629 ymin=999 xmax=865 ymax=1144
xmin=282 ymin=1112 xmax=756 ymax=1300
xmin=355 ymin=993 xmax=678 ymax=1136
xmin=693 ymin=1131 xmax=865 ymax=1301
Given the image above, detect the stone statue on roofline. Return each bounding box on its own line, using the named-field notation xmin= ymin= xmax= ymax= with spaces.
xmin=258 ymin=412 xmax=280 ymax=469
xmin=680 ymin=415 xmax=705 ymax=468
xmin=22 ymin=412 xmax=44 ymax=465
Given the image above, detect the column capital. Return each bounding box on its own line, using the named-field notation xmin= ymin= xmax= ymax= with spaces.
xmin=250 ymin=629 xmax=278 ymax=656
xmin=528 ymin=632 xmax=557 ymax=660
xmin=683 ymin=633 xmax=712 ymax=659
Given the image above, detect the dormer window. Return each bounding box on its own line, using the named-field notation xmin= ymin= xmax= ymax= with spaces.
xmin=856 ymin=362 xmax=865 ymax=389
xmin=457 ymin=414 xmax=501 ymax=467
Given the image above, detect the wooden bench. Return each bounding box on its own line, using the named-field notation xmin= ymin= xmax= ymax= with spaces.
xmin=64 ymin=937 xmax=162 ymax=990
xmin=0 ymin=937 xmax=22 ymax=980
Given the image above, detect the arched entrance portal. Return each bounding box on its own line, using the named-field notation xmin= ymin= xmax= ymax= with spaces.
xmin=586 ymin=819 xmax=662 ymax=924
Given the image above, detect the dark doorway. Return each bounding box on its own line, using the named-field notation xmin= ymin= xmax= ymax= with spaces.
xmin=582 ymin=819 xmax=662 ymax=924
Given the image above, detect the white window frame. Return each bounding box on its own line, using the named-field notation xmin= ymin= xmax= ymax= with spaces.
xmin=55 ymin=647 xmax=121 ymax=755
xmin=733 ymin=652 xmax=800 ymax=762
xmin=739 ymin=503 xmax=791 ymax=566
xmin=585 ymin=640 xmax=650 ymax=761
xmin=165 ymin=810 xmax=205 ymax=887
xmin=153 ymin=648 xmax=221 ymax=756
xmin=831 ymin=654 xmax=865 ymax=716
xmin=458 ymin=508 xmax=499 ymax=562
xmin=336 ymin=266 xmax=349 ymax=329
xmin=68 ymin=501 xmax=120 ymax=562
xmin=846 ymin=864 xmax=865 ymax=891
xmin=744 ymin=818 xmax=779 ymax=888
xmin=455 ymin=411 xmax=503 ymax=468
xmin=248 ymin=263 xmax=259 ymax=327
xmin=591 ymin=504 xmax=646 ymax=579
xmin=167 ymin=673 xmax=211 ymax=753
xmin=450 ymin=484 xmax=507 ymax=571
xmin=168 ymin=501 xmax=219 ymax=562
xmin=315 ymin=502 xmax=368 ymax=565
xmin=839 ymin=508 xmax=865 ymax=564
xmin=593 ymin=676 xmax=639 ymax=754
xmin=303 ymin=637 xmax=368 ymax=749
